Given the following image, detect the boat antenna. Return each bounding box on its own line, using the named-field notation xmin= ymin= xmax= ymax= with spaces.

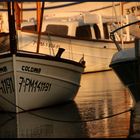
xmin=110 ymin=20 xmax=140 ymax=52
xmin=7 ymin=2 xmax=17 ymax=54
xmin=36 ymin=2 xmax=45 ymax=53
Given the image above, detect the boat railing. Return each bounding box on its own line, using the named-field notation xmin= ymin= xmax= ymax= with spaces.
xmin=110 ymin=20 xmax=140 ymax=51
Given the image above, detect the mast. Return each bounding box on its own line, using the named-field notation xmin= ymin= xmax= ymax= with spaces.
xmin=14 ymin=2 xmax=21 ymax=30
xmin=36 ymin=2 xmax=41 ymax=32
xmin=7 ymin=2 xmax=17 ymax=54
xmin=120 ymin=2 xmax=124 ymax=16
xmin=36 ymin=2 xmax=45 ymax=53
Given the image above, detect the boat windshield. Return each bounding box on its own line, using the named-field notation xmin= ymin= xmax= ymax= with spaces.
xmin=44 ymin=24 xmax=68 ymax=36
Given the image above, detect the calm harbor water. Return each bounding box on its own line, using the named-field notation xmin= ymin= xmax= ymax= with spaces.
xmin=0 ymin=70 xmax=135 ymax=138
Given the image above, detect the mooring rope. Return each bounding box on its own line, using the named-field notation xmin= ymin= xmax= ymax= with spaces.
xmin=0 ymin=94 xmax=133 ymax=123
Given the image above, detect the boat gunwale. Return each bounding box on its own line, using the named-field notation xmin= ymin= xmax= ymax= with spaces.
xmin=20 ymin=29 xmax=134 ymax=44
xmin=109 ymin=58 xmax=137 ymax=67
xmin=0 ymin=51 xmax=85 ymax=68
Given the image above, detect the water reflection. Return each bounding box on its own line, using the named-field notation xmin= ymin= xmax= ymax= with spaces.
xmin=75 ymin=70 xmax=134 ymax=121
xmin=0 ymin=70 xmax=135 ymax=138
xmin=0 ymin=102 xmax=88 ymax=138
xmin=0 ymin=101 xmax=132 ymax=138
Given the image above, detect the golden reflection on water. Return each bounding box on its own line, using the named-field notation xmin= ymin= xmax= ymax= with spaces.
xmin=85 ymin=111 xmax=131 ymax=138
xmin=75 ymin=70 xmax=134 ymax=138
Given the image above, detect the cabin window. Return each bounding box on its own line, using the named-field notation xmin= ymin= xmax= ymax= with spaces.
xmin=21 ymin=25 xmax=37 ymax=32
xmin=45 ymin=24 xmax=68 ymax=36
xmin=92 ymin=24 xmax=101 ymax=39
xmin=103 ymin=23 xmax=109 ymax=39
xmin=76 ymin=25 xmax=92 ymax=39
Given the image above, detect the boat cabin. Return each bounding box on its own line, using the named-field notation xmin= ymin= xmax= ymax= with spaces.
xmin=0 ymin=12 xmax=135 ymax=42
xmin=21 ymin=13 xmax=119 ymax=41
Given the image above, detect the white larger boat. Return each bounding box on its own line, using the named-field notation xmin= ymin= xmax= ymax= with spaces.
xmin=0 ymin=2 xmax=139 ymax=73
xmin=0 ymin=2 xmax=85 ymax=113
xmin=16 ymin=11 xmax=136 ymax=73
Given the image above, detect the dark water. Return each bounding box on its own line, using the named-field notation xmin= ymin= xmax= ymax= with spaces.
xmin=0 ymin=70 xmax=134 ymax=138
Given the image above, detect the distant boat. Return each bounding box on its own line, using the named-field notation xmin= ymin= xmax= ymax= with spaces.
xmin=0 ymin=2 xmax=85 ymax=113
xmin=109 ymin=20 xmax=140 ymax=104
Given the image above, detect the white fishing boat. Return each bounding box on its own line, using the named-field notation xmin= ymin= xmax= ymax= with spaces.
xmin=109 ymin=20 xmax=140 ymax=104
xmin=0 ymin=2 xmax=85 ymax=113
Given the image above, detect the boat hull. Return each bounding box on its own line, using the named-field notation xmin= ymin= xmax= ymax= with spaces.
xmin=0 ymin=53 xmax=84 ymax=113
xmin=110 ymin=59 xmax=140 ymax=103
xmin=18 ymin=31 xmax=134 ymax=73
